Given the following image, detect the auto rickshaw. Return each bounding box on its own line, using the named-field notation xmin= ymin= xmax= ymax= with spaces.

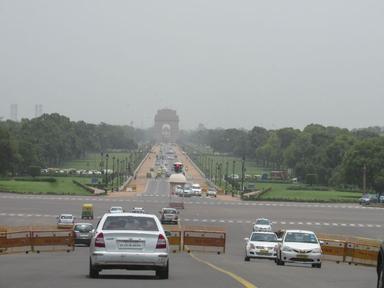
xmin=81 ymin=203 xmax=94 ymax=220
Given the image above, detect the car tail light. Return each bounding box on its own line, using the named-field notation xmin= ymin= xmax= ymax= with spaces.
xmin=95 ymin=232 xmax=105 ymax=248
xmin=156 ymin=234 xmax=167 ymax=249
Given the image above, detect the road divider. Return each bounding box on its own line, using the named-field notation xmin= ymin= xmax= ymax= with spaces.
xmin=0 ymin=226 xmax=74 ymax=254
xmin=163 ymin=225 xmax=226 ymax=254
xmin=318 ymin=233 xmax=380 ymax=266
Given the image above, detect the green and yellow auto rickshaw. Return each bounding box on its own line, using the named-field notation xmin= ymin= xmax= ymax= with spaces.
xmin=81 ymin=203 xmax=94 ymax=220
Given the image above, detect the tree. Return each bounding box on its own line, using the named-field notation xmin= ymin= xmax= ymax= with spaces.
xmin=0 ymin=127 xmax=17 ymax=175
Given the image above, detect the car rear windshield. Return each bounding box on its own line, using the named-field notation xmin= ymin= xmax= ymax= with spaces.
xmin=61 ymin=215 xmax=73 ymax=219
xmin=74 ymin=224 xmax=93 ymax=232
xmin=164 ymin=209 xmax=176 ymax=214
xmin=285 ymin=232 xmax=318 ymax=243
xmin=251 ymin=233 xmax=277 ymax=242
xmin=103 ymin=216 xmax=159 ymax=231
xmin=256 ymin=219 xmax=270 ymax=225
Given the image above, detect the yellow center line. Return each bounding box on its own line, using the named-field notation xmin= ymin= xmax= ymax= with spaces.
xmin=176 ymin=216 xmax=255 ymax=287
xmin=187 ymin=250 xmax=257 ymax=288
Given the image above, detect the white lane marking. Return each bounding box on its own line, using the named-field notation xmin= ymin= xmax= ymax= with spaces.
xmin=2 ymin=195 xmax=382 ymax=212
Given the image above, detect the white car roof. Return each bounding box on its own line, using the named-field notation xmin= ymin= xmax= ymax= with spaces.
xmin=251 ymin=231 xmax=276 ymax=235
xmin=60 ymin=214 xmax=73 ymax=217
xmin=103 ymin=212 xmax=155 ymax=218
xmin=284 ymin=229 xmax=315 ymax=234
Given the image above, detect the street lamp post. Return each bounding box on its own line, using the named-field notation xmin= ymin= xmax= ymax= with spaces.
xmin=117 ymin=158 xmax=120 ymax=190
xmin=105 ymin=154 xmax=109 ymax=190
xmin=225 ymin=161 xmax=228 ymax=194
xmin=112 ymin=156 xmax=115 ymax=192
xmin=218 ymin=163 xmax=222 ymax=187
xmin=241 ymin=155 xmax=245 ymax=193
xmin=232 ymin=160 xmax=236 ymax=197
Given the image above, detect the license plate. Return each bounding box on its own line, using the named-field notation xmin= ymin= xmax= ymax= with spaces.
xmin=297 ymin=254 xmax=308 ymax=259
xmin=117 ymin=240 xmax=143 ymax=249
xmin=259 ymin=249 xmax=269 ymax=254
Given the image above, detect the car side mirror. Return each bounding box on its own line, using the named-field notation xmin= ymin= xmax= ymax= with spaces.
xmin=244 ymin=237 xmax=249 ymax=241
xmin=277 ymin=238 xmax=282 ymax=242
xmin=319 ymin=240 xmax=324 ymax=245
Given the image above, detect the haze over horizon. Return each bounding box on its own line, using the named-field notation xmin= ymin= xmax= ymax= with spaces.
xmin=1 ymin=0 xmax=383 ymax=131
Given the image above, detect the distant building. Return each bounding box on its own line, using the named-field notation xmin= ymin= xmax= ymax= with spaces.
xmin=154 ymin=109 xmax=179 ymax=143
xmin=10 ymin=104 xmax=18 ymax=121
xmin=34 ymin=104 xmax=43 ymax=118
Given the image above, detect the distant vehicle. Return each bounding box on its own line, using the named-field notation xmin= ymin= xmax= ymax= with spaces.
xmin=207 ymin=188 xmax=217 ymax=197
xmin=275 ymin=230 xmax=322 ymax=268
xmin=159 ymin=208 xmax=179 ymax=225
xmin=109 ymin=206 xmax=124 ymax=213
xmin=73 ymin=223 xmax=94 ymax=246
xmin=175 ymin=185 xmax=184 ymax=195
xmin=182 ymin=185 xmax=192 ymax=197
xmin=253 ymin=218 xmax=272 ymax=232
xmin=89 ymin=213 xmax=169 ymax=279
xmin=81 ymin=203 xmax=94 ymax=220
xmin=191 ymin=184 xmax=202 ymax=196
xmin=244 ymin=231 xmax=279 ymax=261
xmin=57 ymin=214 xmax=75 ymax=228
xmin=173 ymin=162 xmax=183 ymax=173
xmin=378 ymin=241 xmax=384 ymax=288
xmin=131 ymin=207 xmax=145 ymax=214
xmin=359 ymin=194 xmax=378 ymax=205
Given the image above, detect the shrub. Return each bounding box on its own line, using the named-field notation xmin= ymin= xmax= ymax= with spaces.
xmin=15 ymin=177 xmax=57 ymax=182
xmin=29 ymin=166 xmax=41 ymax=178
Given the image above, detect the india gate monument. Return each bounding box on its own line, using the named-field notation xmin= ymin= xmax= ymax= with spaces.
xmin=154 ymin=109 xmax=179 ymax=143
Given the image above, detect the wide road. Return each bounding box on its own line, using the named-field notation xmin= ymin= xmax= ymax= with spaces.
xmin=0 ymin=179 xmax=381 ymax=288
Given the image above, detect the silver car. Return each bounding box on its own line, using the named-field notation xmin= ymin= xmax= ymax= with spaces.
xmin=89 ymin=213 xmax=169 ymax=279
xmin=73 ymin=223 xmax=94 ymax=246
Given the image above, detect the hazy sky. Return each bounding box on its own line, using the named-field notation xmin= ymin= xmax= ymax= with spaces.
xmin=1 ymin=0 xmax=383 ymax=130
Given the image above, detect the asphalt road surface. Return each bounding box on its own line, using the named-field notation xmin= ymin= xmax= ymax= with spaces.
xmin=0 ymin=178 xmax=381 ymax=288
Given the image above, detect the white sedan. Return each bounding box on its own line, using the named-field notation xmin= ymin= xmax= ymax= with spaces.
xmin=89 ymin=213 xmax=169 ymax=278
xmin=244 ymin=232 xmax=279 ymax=261
xmin=253 ymin=218 xmax=272 ymax=232
xmin=275 ymin=229 xmax=322 ymax=268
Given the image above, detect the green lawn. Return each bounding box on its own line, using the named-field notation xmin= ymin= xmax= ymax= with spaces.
xmin=0 ymin=177 xmax=94 ymax=195
xmin=61 ymin=152 xmax=136 ymax=171
xmin=195 ymin=154 xmax=269 ymax=176
xmin=255 ymin=182 xmax=361 ymax=203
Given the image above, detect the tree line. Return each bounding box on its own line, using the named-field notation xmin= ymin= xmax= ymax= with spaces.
xmin=0 ymin=113 xmax=144 ymax=176
xmin=180 ymin=124 xmax=384 ymax=192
